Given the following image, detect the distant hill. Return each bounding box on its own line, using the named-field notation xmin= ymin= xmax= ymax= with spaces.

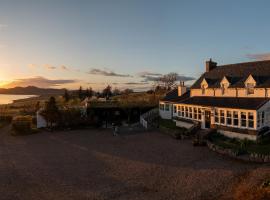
xmin=0 ymin=86 xmax=65 ymax=95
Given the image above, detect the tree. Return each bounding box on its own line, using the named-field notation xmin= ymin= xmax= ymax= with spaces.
xmin=88 ymin=87 xmax=94 ymax=98
xmin=156 ymin=72 xmax=178 ymax=91
xmin=113 ymin=88 xmax=121 ymax=96
xmin=41 ymin=97 xmax=59 ymax=130
xmin=63 ymin=89 xmax=70 ymax=102
xmin=102 ymin=85 xmax=112 ymax=99
xmin=35 ymin=101 xmax=41 ymax=112
xmin=122 ymin=88 xmax=134 ymax=94
xmin=85 ymin=87 xmax=94 ymax=98
xmin=78 ymin=86 xmax=83 ymax=100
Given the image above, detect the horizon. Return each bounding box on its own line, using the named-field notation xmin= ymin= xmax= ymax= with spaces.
xmin=1 ymin=0 xmax=270 ymax=90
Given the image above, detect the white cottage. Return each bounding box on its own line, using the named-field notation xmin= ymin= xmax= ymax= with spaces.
xmin=159 ymin=59 xmax=270 ymax=141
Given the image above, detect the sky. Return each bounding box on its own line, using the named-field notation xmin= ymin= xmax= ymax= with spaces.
xmin=0 ymin=0 xmax=270 ymax=91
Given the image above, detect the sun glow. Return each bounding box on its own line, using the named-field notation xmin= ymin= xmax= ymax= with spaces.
xmin=0 ymin=80 xmax=10 ymax=88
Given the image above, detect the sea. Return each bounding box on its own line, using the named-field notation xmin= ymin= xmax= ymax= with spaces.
xmin=0 ymin=94 xmax=37 ymax=105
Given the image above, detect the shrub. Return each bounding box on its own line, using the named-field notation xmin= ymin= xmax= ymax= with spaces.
xmin=12 ymin=115 xmax=33 ymax=135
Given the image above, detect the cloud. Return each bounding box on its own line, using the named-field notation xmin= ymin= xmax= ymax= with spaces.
xmin=61 ymin=65 xmax=69 ymax=70
xmin=138 ymin=71 xmax=195 ymax=82
xmin=88 ymin=68 xmax=132 ymax=77
xmin=137 ymin=71 xmax=163 ymax=77
xmin=44 ymin=64 xmax=57 ymax=70
xmin=246 ymin=53 xmax=270 ymax=61
xmin=124 ymin=82 xmax=148 ymax=85
xmin=3 ymin=76 xmax=78 ymax=88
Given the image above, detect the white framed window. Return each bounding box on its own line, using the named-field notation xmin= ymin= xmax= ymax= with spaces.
xmin=165 ymin=104 xmax=170 ymax=111
xmin=181 ymin=106 xmax=184 ymax=117
xmin=178 ymin=106 xmax=181 ymax=116
xmin=233 ymin=111 xmax=239 ymax=126
xmin=173 ymin=105 xmax=177 ymax=114
xmin=262 ymin=111 xmax=265 ymax=126
xmin=246 ymin=83 xmax=255 ymax=95
xmin=188 ymin=107 xmax=192 ymax=118
xmin=194 ymin=107 xmax=198 ymax=120
xmin=159 ymin=103 xmax=164 ymax=111
xmin=215 ymin=109 xmax=219 ymax=123
xmin=220 ymin=110 xmax=225 ymax=124
xmin=185 ymin=106 xmax=188 ymax=117
xmin=257 ymin=112 xmax=261 ymax=128
xmin=201 ymin=85 xmax=206 ymax=95
xmin=198 ymin=108 xmax=202 ymax=120
xmin=226 ymin=111 xmax=232 ymax=125
xmin=248 ymin=112 xmax=254 ymax=128
xmin=221 ymin=84 xmax=226 ymax=95
xmin=241 ymin=112 xmax=247 ymax=127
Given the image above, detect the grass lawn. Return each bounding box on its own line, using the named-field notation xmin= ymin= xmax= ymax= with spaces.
xmin=159 ymin=118 xmax=178 ymax=129
xmin=209 ymin=132 xmax=270 ymax=155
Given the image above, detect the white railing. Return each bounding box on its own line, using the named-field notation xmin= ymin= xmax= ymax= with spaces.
xmin=140 ymin=108 xmax=159 ymax=129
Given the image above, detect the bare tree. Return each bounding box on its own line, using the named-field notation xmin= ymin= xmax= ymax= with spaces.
xmin=154 ymin=72 xmax=177 ymax=91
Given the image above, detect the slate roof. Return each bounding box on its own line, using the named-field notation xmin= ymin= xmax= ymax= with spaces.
xmin=191 ymin=60 xmax=270 ymax=89
xmin=161 ymin=89 xmax=190 ymax=102
xmin=179 ymin=97 xmax=269 ymax=110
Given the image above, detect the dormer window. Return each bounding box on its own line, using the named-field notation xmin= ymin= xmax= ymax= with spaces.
xmin=201 ymin=78 xmax=208 ymax=95
xmin=244 ymin=75 xmax=256 ymax=95
xmin=201 ymin=84 xmax=206 ymax=95
xmin=246 ymin=83 xmax=255 ymax=95
xmin=220 ymin=76 xmax=230 ymax=95
xmin=221 ymin=84 xmax=225 ymax=95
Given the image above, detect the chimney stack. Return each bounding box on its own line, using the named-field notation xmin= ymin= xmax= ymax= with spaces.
xmin=206 ymin=58 xmax=217 ymax=72
xmin=178 ymin=81 xmax=187 ymax=96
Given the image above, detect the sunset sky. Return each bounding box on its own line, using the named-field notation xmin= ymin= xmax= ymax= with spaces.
xmin=1 ymin=0 xmax=270 ymax=91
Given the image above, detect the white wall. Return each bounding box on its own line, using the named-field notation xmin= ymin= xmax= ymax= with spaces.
xmin=37 ymin=111 xmax=47 ymax=128
xmin=191 ymin=88 xmax=268 ymax=98
xmin=159 ymin=102 xmax=173 ymax=119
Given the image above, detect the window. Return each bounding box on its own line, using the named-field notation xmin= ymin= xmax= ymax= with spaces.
xmin=185 ymin=106 xmax=188 ymax=117
xmin=194 ymin=107 xmax=198 ymax=120
xmin=178 ymin=106 xmax=181 ymax=116
xmin=181 ymin=106 xmax=184 ymax=117
xmin=257 ymin=112 xmax=261 ymax=128
xmin=173 ymin=105 xmax=177 ymax=114
xmin=198 ymin=108 xmax=202 ymax=120
xmin=262 ymin=111 xmax=265 ymax=126
xmin=215 ymin=110 xmax=219 ymax=123
xmin=246 ymin=83 xmax=255 ymax=95
xmin=221 ymin=84 xmax=226 ymax=95
xmin=241 ymin=112 xmax=247 ymax=127
xmin=227 ymin=111 xmax=232 ymax=125
xmin=220 ymin=110 xmax=225 ymax=124
xmin=159 ymin=103 xmax=164 ymax=111
xmin=248 ymin=112 xmax=254 ymax=128
xmin=165 ymin=104 xmax=170 ymax=111
xmin=188 ymin=107 xmax=192 ymax=118
xmin=202 ymin=85 xmax=206 ymax=95
xmin=233 ymin=111 xmax=239 ymax=126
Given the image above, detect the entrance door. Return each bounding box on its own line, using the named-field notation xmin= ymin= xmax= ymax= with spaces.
xmin=204 ymin=110 xmax=211 ymax=128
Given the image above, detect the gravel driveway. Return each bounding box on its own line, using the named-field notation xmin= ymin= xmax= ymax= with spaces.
xmin=0 ymin=126 xmax=269 ymax=200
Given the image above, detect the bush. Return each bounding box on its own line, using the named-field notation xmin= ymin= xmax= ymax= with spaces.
xmin=12 ymin=115 xmax=33 ymax=135
xmin=0 ymin=115 xmax=13 ymax=123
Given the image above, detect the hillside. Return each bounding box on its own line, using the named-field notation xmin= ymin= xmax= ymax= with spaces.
xmin=0 ymin=86 xmax=65 ymax=95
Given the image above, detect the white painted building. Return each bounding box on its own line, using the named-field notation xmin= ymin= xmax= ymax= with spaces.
xmin=159 ymin=59 xmax=270 ymax=140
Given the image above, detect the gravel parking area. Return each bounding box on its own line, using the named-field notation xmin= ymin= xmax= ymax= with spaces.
xmin=0 ymin=126 xmax=269 ymax=200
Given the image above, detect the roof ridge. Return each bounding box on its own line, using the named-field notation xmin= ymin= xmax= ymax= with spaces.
xmin=217 ymin=59 xmax=270 ymax=68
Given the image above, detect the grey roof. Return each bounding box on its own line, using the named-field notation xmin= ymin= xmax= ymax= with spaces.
xmin=191 ymin=60 xmax=270 ymax=89
xmin=179 ymin=97 xmax=269 ymax=110
xmin=161 ymin=89 xmax=190 ymax=102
